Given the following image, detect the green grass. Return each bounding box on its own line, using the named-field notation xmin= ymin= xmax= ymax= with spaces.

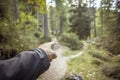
xmin=65 ymin=43 xmax=119 ymax=80
xmin=63 ymin=47 xmax=79 ymax=56
xmin=66 ymin=54 xmax=114 ymax=80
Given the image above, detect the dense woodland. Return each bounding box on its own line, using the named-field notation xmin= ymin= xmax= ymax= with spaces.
xmin=0 ymin=0 xmax=120 ymax=80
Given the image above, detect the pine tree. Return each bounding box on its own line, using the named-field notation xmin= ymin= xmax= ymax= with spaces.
xmin=69 ymin=1 xmax=91 ymax=39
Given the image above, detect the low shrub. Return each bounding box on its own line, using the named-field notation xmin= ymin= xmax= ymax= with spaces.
xmin=38 ymin=36 xmax=52 ymax=44
xmin=91 ymin=59 xmax=103 ymax=66
xmin=86 ymin=44 xmax=111 ymax=62
xmin=94 ymin=37 xmax=120 ymax=55
xmin=86 ymin=43 xmax=120 ymax=80
xmin=102 ymin=65 xmax=120 ymax=80
xmin=38 ymin=32 xmax=53 ymax=44
xmin=63 ymin=47 xmax=79 ymax=56
xmin=58 ymin=32 xmax=83 ymax=50
xmin=89 ymin=51 xmax=109 ymax=62
xmin=0 ymin=20 xmax=53 ymax=59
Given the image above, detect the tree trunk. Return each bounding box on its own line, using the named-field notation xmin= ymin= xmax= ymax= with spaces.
xmin=13 ymin=0 xmax=19 ymax=20
xmin=44 ymin=14 xmax=49 ymax=38
xmin=42 ymin=14 xmax=44 ymax=30
xmin=50 ymin=6 xmax=54 ymax=35
xmin=93 ymin=0 xmax=97 ymax=37
xmin=36 ymin=6 xmax=39 ymax=31
xmin=56 ymin=0 xmax=64 ymax=34
xmin=0 ymin=0 xmax=11 ymax=20
xmin=94 ymin=15 xmax=97 ymax=37
xmin=100 ymin=1 xmax=103 ymax=36
xmin=60 ymin=16 xmax=63 ymax=33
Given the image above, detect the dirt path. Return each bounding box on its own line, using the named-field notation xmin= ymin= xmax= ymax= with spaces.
xmin=66 ymin=42 xmax=87 ymax=60
xmin=37 ymin=41 xmax=87 ymax=80
xmin=38 ymin=43 xmax=67 ymax=80
xmin=66 ymin=51 xmax=83 ymax=60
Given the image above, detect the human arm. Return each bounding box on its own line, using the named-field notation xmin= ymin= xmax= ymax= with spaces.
xmin=0 ymin=42 xmax=57 ymax=80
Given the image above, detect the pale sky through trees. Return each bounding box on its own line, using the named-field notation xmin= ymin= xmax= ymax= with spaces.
xmin=46 ymin=0 xmax=101 ymax=8
xmin=47 ymin=0 xmax=56 ymax=7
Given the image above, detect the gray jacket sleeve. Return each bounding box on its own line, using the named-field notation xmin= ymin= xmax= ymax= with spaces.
xmin=0 ymin=48 xmax=50 ymax=80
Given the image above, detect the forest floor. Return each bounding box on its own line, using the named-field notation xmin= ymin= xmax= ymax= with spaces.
xmin=38 ymin=40 xmax=120 ymax=80
xmin=38 ymin=42 xmax=67 ymax=80
xmin=38 ymin=41 xmax=86 ymax=80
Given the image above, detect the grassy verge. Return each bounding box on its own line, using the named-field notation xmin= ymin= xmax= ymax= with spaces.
xmin=63 ymin=47 xmax=79 ymax=56
xmin=64 ymin=43 xmax=120 ymax=80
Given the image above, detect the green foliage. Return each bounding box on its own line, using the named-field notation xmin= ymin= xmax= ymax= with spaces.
xmin=58 ymin=32 xmax=82 ymax=50
xmin=66 ymin=52 xmax=113 ymax=80
xmin=0 ymin=0 xmax=52 ymax=60
xmin=66 ymin=43 xmax=119 ymax=80
xmin=104 ymin=38 xmax=120 ymax=55
xmin=94 ymin=37 xmax=120 ymax=55
xmin=0 ymin=21 xmax=22 ymax=59
xmin=63 ymin=47 xmax=79 ymax=56
xmin=20 ymin=12 xmax=37 ymax=24
xmin=54 ymin=0 xmax=67 ymax=34
xmin=0 ymin=20 xmax=39 ymax=51
xmin=0 ymin=0 xmax=13 ymax=20
xmin=86 ymin=43 xmax=120 ymax=80
xmin=28 ymin=0 xmax=47 ymax=14
xmin=0 ymin=21 xmax=19 ymax=45
xmin=0 ymin=19 xmax=52 ymax=59
xmin=96 ymin=0 xmax=120 ymax=55
xmin=86 ymin=43 xmax=111 ymax=62
xmin=33 ymin=31 xmax=53 ymax=44
xmin=91 ymin=59 xmax=102 ymax=66
xmin=69 ymin=2 xmax=91 ymax=39
xmin=102 ymin=65 xmax=120 ymax=79
xmin=38 ymin=33 xmax=53 ymax=44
